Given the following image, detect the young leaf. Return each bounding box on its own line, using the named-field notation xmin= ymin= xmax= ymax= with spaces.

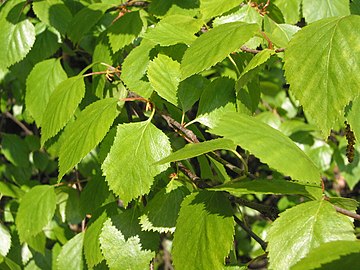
xmin=139 ymin=182 xmax=190 ymax=233
xmin=26 ymin=58 xmax=67 ymax=126
xmin=172 ymin=191 xmax=234 ymax=270
xmin=144 ymin=15 xmax=203 ymax=46
xmin=58 ymin=98 xmax=120 ymax=180
xmin=41 ymin=76 xmax=85 ymax=146
xmin=156 ymin=138 xmax=236 ymax=165
xmin=0 ymin=19 xmax=35 ymax=69
xmin=0 ymin=181 xmax=25 ymax=198
xmin=0 ymin=223 xmax=11 ymax=257
xmin=100 ymin=218 xmax=154 ymax=270
xmin=210 ymin=112 xmax=321 ymax=185
xmin=302 ymin=0 xmax=350 ymax=23
xmin=102 ymin=120 xmax=171 ymax=206
xmin=211 ymin=178 xmax=322 ymax=200
xmin=200 ymin=0 xmax=242 ymax=20
xmin=147 ymin=54 xmax=181 ymax=106
xmin=56 ymin=232 xmax=84 ymax=270
xmin=195 ymin=77 xmax=236 ymax=128
xmin=284 ymin=16 xmax=360 ymax=137
xmin=32 ymin=0 xmax=73 ymax=35
xmin=291 ymin=240 xmax=360 ymax=270
xmin=121 ymin=39 xmax=155 ymax=98
xmin=107 ymin=11 xmax=143 ymax=53
xmin=181 ymin=22 xmax=258 ymax=79
xmin=16 ymin=185 xmax=56 ymax=242
xmin=267 ymin=200 xmax=356 ymax=270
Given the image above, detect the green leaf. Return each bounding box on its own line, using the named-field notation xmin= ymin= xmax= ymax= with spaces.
xmin=100 ymin=218 xmax=154 ymax=270
xmin=284 ymin=16 xmax=360 ymax=137
xmin=102 ymin=120 xmax=171 ymax=206
xmin=172 ymin=191 xmax=234 ymax=270
xmin=291 ymin=241 xmax=360 ymax=270
xmin=80 ymin=175 xmax=110 ymax=215
xmin=302 ymin=0 xmax=350 ymax=23
xmin=156 ymin=138 xmax=236 ymax=165
xmin=0 ymin=19 xmax=35 ymax=69
xmin=347 ymin=96 xmax=360 ymax=142
xmin=210 ymin=112 xmax=321 ymax=185
xmin=181 ymin=22 xmax=259 ymax=79
xmin=213 ymin=4 xmax=263 ymax=27
xmin=148 ymin=0 xmax=200 ymax=17
xmin=178 ymin=75 xmax=208 ymax=112
xmin=0 ymin=223 xmax=11 ymax=257
xmin=139 ymin=181 xmax=190 ymax=233
xmin=41 ymin=76 xmax=85 ymax=146
xmin=144 ymin=15 xmax=203 ymax=46
xmin=195 ymin=77 xmax=236 ymax=128
xmin=58 ymin=98 xmax=119 ymax=180
xmin=267 ymin=200 xmax=356 ymax=270
xmin=67 ymin=3 xmax=112 ymax=43
xmin=56 ymin=232 xmax=84 ymax=270
xmin=0 ymin=181 xmax=25 ymax=198
xmin=121 ymin=39 xmax=155 ymax=98
xmin=264 ymin=17 xmax=300 ymax=48
xmin=107 ymin=11 xmax=143 ymax=53
xmin=16 ymin=185 xmax=56 ymax=242
xmin=1 ymin=134 xmax=30 ymax=168
xmin=200 ymin=0 xmax=242 ymax=19
xmin=273 ymin=0 xmax=301 ymax=24
xmin=32 ymin=0 xmax=73 ymax=35
xmin=212 ymin=178 xmax=322 ymax=199
xmin=26 ymin=58 xmax=67 ymax=126
xmin=237 ymin=49 xmax=275 ymax=89
xmin=147 ymin=54 xmax=180 ymax=106
xmin=328 ymin=197 xmax=359 ymax=211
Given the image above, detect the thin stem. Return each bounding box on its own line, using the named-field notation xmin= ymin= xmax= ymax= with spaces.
xmin=333 ymin=205 xmax=360 ymax=220
xmin=228 ymin=54 xmax=241 ymax=77
xmin=230 ymin=149 xmax=248 ymax=175
xmin=240 ymin=45 xmax=285 ymax=54
xmin=4 ymin=111 xmax=33 ymax=135
xmin=234 ymin=215 xmax=268 ymax=251
xmin=234 ymin=197 xmax=279 ymax=221
xmin=207 ymin=152 xmax=244 ymax=176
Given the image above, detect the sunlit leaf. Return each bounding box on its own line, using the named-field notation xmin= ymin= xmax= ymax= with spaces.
xmin=41 ymin=76 xmax=85 ymax=146
xmin=16 ymin=185 xmax=56 ymax=242
xmin=284 ymin=16 xmax=360 ymax=137
xmin=58 ymin=98 xmax=120 ymax=180
xmin=267 ymin=200 xmax=356 ymax=270
xmin=181 ymin=22 xmax=258 ymax=79
xmin=173 ymin=191 xmax=234 ymax=270
xmin=102 ymin=120 xmax=171 ymax=206
xmin=26 ymin=58 xmax=67 ymax=126
xmin=0 ymin=19 xmax=35 ymax=69
xmin=210 ymin=112 xmax=321 ymax=185
xmin=302 ymin=0 xmax=350 ymax=23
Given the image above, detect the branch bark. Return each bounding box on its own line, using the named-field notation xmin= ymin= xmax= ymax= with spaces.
xmin=4 ymin=111 xmax=33 ymax=135
xmin=234 ymin=215 xmax=268 ymax=251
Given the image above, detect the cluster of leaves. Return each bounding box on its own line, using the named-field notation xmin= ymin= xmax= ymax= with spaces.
xmin=1 ymin=0 xmax=360 ymax=269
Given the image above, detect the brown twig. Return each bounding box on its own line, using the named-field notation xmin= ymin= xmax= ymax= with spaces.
xmin=240 ymin=46 xmax=285 ymax=54
xmin=234 ymin=215 xmax=268 ymax=251
xmin=177 ymin=162 xmax=210 ymax=188
xmin=4 ymin=111 xmax=33 ymax=135
xmin=233 ymin=197 xmax=279 ymax=221
xmin=160 ymin=113 xmax=199 ymax=143
xmin=333 ymin=205 xmax=360 ymax=221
